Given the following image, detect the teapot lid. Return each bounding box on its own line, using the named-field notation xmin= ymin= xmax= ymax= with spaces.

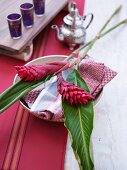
xmin=63 ymin=2 xmax=83 ymax=27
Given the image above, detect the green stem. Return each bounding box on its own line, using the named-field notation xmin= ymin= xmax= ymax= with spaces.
xmin=60 ymin=17 xmax=127 ymax=70
xmin=79 ymin=18 xmax=127 ymax=60
xmin=98 ymin=5 xmax=122 ymax=34
xmin=67 ymin=5 xmax=122 ymax=60
xmin=99 ymin=19 xmax=127 ymax=38
xmin=70 ymin=18 xmax=127 ymax=66
xmin=78 ymin=18 xmax=127 ymax=55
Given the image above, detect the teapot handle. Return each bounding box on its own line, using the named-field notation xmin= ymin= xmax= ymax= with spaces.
xmin=83 ymin=13 xmax=94 ymax=29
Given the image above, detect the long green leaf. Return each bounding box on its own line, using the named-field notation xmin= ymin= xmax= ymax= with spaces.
xmin=63 ymin=69 xmax=94 ymax=170
xmin=0 ymin=76 xmax=51 ymax=113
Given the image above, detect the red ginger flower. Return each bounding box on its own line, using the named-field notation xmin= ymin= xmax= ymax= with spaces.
xmin=15 ymin=61 xmax=69 ymax=81
xmin=58 ymin=80 xmax=94 ymax=105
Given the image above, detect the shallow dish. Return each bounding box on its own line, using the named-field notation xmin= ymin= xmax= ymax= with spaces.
xmin=14 ymin=55 xmax=103 ymax=122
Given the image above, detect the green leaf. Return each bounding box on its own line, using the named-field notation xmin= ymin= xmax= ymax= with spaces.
xmin=0 ymin=76 xmax=51 ymax=113
xmin=63 ymin=69 xmax=94 ymax=170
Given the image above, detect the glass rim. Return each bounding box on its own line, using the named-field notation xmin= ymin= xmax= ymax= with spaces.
xmin=7 ymin=13 xmax=22 ymax=21
xmin=20 ymin=3 xmax=34 ymax=10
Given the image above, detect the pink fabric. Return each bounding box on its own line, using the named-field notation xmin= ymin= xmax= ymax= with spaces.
xmin=78 ymin=59 xmax=117 ymax=96
xmin=0 ymin=55 xmax=24 ymax=169
xmin=23 ymin=58 xmax=117 ymax=121
xmin=79 ymin=62 xmax=105 ymax=94
xmin=92 ymin=66 xmax=117 ymax=97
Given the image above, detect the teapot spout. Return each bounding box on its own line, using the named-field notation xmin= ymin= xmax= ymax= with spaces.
xmin=51 ymin=25 xmax=64 ymax=41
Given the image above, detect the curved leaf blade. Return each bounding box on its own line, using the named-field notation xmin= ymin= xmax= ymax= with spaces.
xmin=0 ymin=76 xmax=51 ymax=113
xmin=63 ymin=69 xmax=94 ymax=170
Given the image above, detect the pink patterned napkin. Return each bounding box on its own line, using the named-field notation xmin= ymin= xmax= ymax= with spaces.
xmin=23 ymin=58 xmax=117 ymax=120
xmin=78 ymin=58 xmax=117 ymax=97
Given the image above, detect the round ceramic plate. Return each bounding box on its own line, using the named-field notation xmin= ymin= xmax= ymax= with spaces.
xmin=14 ymin=55 xmax=103 ymax=122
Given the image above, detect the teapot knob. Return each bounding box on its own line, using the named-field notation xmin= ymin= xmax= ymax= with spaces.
xmin=68 ymin=1 xmax=79 ymax=18
xmin=68 ymin=1 xmax=76 ymax=11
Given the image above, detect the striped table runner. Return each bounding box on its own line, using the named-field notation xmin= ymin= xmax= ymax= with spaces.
xmin=0 ymin=1 xmax=85 ymax=169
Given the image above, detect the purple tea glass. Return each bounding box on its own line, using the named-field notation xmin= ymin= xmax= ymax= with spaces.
xmin=33 ymin=0 xmax=45 ymax=16
xmin=7 ymin=13 xmax=22 ymax=39
xmin=20 ymin=3 xmax=34 ymax=28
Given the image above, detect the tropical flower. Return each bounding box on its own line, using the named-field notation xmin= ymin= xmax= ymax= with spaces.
xmin=15 ymin=61 xmax=69 ymax=81
xmin=58 ymin=79 xmax=94 ymax=105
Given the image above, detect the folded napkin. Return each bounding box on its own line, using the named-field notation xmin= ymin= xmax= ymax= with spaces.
xmin=78 ymin=58 xmax=117 ymax=97
xmin=23 ymin=58 xmax=117 ymax=120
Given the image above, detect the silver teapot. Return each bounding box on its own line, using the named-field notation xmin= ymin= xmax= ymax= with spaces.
xmin=51 ymin=1 xmax=94 ymax=50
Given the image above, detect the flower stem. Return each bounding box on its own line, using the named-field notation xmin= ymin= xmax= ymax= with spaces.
xmin=60 ymin=18 xmax=127 ymax=72
xmin=74 ymin=18 xmax=127 ymax=65
xmin=69 ymin=12 xmax=127 ymax=66
xmin=67 ymin=5 xmax=122 ymax=61
xmin=99 ymin=19 xmax=127 ymax=38
xmin=98 ymin=5 xmax=122 ymax=34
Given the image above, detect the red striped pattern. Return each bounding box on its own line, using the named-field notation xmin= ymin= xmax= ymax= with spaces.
xmin=1 ymin=29 xmax=50 ymax=170
xmin=0 ymin=1 xmax=85 ymax=169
